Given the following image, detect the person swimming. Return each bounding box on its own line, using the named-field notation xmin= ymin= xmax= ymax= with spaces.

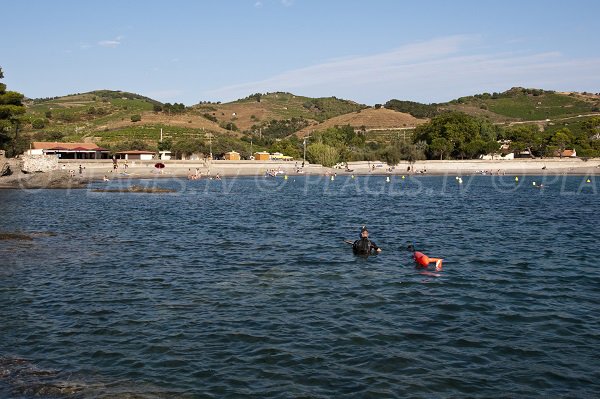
xmin=352 ymin=226 xmax=382 ymax=255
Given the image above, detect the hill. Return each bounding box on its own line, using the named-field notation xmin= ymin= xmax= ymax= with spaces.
xmin=192 ymin=91 xmax=367 ymax=132
xmin=295 ymin=107 xmax=427 ymax=138
xmin=16 ymin=87 xmax=600 ymax=158
xmin=385 ymin=87 xmax=600 ymax=123
xmin=24 ymin=90 xmax=232 ymax=146
xmin=444 ymin=87 xmax=599 ymax=121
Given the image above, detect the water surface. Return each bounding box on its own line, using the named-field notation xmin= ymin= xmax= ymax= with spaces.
xmin=1 ymin=175 xmax=599 ymax=397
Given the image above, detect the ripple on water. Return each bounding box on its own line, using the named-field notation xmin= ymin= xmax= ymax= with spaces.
xmin=0 ymin=176 xmax=599 ymax=397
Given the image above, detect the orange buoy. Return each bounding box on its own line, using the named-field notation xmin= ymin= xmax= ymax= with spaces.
xmin=414 ymin=251 xmax=430 ymax=267
xmin=414 ymin=251 xmax=443 ymax=271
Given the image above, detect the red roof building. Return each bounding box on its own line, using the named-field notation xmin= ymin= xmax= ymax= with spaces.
xmin=27 ymin=142 xmax=110 ymax=159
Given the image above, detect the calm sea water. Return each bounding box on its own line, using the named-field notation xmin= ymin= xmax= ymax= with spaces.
xmin=1 ymin=175 xmax=599 ymax=398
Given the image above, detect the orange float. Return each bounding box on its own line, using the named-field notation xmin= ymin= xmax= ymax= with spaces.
xmin=413 ymin=251 xmax=443 ymax=272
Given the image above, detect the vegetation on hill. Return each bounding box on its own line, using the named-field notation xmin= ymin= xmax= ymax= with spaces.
xmin=384 ymin=99 xmax=439 ymax=118
xmin=227 ymin=92 xmax=366 ymax=124
xmin=301 ymin=96 xmax=366 ymax=121
xmin=249 ymin=117 xmax=311 ymax=139
xmin=3 ymin=69 xmax=599 ymax=163
xmin=445 ymin=87 xmax=599 ymax=121
xmin=384 ymin=87 xmax=599 ymax=122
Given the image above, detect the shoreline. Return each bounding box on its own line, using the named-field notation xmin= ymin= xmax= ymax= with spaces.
xmin=0 ymin=158 xmax=599 ymax=189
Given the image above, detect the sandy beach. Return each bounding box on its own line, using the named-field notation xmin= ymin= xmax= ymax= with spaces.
xmin=1 ymin=158 xmax=599 ymax=189
xmin=64 ymin=158 xmax=600 ymax=179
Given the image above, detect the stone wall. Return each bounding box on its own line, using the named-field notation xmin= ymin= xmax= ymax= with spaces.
xmin=20 ymin=154 xmax=59 ymax=173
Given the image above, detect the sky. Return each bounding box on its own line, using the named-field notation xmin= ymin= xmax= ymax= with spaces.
xmin=2 ymin=0 xmax=599 ymax=106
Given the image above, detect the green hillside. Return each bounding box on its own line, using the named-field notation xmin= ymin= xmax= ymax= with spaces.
xmin=228 ymin=92 xmax=367 ymax=122
xmin=447 ymin=88 xmax=598 ymax=120
xmin=26 ymin=90 xmax=159 ymax=135
xmin=385 ymin=87 xmax=600 ymax=122
xmin=9 ymin=87 xmax=599 ymax=161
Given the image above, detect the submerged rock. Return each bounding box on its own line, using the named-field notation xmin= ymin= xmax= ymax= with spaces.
xmin=0 ymin=232 xmax=33 ymax=241
xmin=0 ymin=170 xmax=87 ymax=189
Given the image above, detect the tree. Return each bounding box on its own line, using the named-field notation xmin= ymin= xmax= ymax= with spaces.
xmin=0 ymin=67 xmax=26 ymax=156
xmin=171 ymin=138 xmax=207 ymax=159
xmin=306 ymin=142 xmax=339 ymax=167
xmin=463 ymin=139 xmax=486 ymax=159
xmin=413 ymin=112 xmax=485 ymax=159
xmin=505 ymin=124 xmax=542 ymax=158
xmin=112 ymin=139 xmax=151 ymax=152
xmin=582 ymin=117 xmax=600 ymax=140
xmin=157 ymin=138 xmax=173 ymax=152
xmin=379 ymin=145 xmax=402 ymax=165
xmin=268 ymin=138 xmax=302 ymax=159
xmin=429 ymin=137 xmax=452 ymax=160
xmin=483 ymin=140 xmax=501 ymax=159
xmin=551 ymin=128 xmax=573 ymax=157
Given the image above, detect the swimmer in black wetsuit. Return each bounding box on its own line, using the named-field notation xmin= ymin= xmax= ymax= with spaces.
xmin=352 ymin=226 xmax=382 ymax=255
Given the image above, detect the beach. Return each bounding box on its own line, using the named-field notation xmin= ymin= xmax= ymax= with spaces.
xmin=1 ymin=158 xmax=599 ymax=189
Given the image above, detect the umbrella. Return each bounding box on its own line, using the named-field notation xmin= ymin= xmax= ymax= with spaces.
xmin=154 ymin=163 xmax=165 ymax=169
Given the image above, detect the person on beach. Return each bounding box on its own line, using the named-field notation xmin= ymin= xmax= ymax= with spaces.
xmin=352 ymin=226 xmax=382 ymax=255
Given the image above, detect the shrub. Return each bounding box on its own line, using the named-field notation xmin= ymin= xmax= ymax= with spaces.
xmin=219 ymin=121 xmax=238 ymax=131
xmin=130 ymin=114 xmax=141 ymax=122
xmin=32 ymin=118 xmax=46 ymax=129
xmin=202 ymin=113 xmax=217 ymax=122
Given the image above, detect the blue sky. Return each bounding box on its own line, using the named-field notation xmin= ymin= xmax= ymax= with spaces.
xmin=2 ymin=0 xmax=599 ymax=105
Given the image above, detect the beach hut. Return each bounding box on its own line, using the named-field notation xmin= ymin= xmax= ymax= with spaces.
xmin=116 ymin=150 xmax=155 ymax=160
xmin=159 ymin=150 xmax=172 ymax=160
xmin=254 ymin=151 xmax=270 ymax=161
xmin=224 ymin=150 xmax=241 ymax=160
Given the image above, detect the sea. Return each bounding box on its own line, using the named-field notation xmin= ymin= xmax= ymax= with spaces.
xmin=1 ymin=174 xmax=599 ymax=398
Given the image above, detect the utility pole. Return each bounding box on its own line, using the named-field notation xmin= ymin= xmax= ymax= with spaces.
xmin=303 ymin=138 xmax=306 ymax=166
xmin=303 ymin=132 xmax=310 ymax=167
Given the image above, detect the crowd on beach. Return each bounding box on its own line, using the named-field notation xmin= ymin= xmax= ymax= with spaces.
xmin=187 ymin=168 xmax=220 ymax=180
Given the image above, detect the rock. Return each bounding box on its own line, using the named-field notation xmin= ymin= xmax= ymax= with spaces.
xmin=0 ymin=170 xmax=88 ymax=189
xmin=0 ymin=162 xmax=10 ymax=177
xmin=20 ymin=154 xmax=58 ymax=173
xmin=0 ymin=233 xmax=33 ymax=241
